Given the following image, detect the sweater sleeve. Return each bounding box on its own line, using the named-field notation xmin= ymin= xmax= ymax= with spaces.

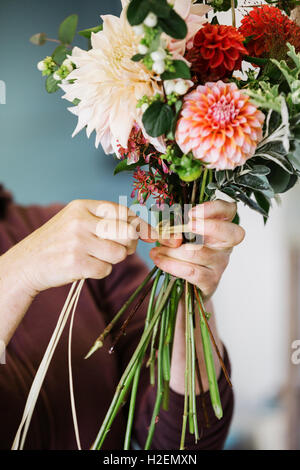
xmin=102 ymin=253 xmax=234 ymax=450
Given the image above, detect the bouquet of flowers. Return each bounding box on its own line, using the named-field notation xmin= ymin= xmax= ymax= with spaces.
xmin=15 ymin=0 xmax=300 ymax=450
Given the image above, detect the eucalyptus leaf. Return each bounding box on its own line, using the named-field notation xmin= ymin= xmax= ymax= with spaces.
xmin=234 ymin=191 xmax=268 ymax=216
xmin=78 ymin=25 xmax=103 ymax=39
xmin=52 ymin=45 xmax=68 ymax=65
xmin=149 ymin=0 xmax=171 ymax=18
xmin=58 ymin=14 xmax=78 ymax=44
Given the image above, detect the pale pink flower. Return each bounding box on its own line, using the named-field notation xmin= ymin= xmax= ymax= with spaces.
xmin=165 ymin=0 xmax=211 ymax=58
xmin=175 ymin=81 xmax=265 ymax=170
xmin=60 ymin=7 xmax=163 ymax=155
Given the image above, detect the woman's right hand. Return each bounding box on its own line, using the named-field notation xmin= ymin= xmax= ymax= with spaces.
xmin=0 ymin=199 xmax=156 ymax=298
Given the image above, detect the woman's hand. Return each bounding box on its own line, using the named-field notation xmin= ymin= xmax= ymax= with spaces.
xmin=1 ymin=200 xmax=155 ymax=298
xmin=150 ymin=200 xmax=245 ymax=301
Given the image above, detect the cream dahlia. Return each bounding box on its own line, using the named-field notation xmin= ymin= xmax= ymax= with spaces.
xmin=175 ymin=81 xmax=265 ymax=170
xmin=60 ymin=7 xmax=163 ymax=154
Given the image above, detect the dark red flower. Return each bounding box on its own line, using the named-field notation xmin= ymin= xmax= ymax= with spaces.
xmin=239 ymin=5 xmax=300 ymax=59
xmin=185 ymin=23 xmax=247 ymax=82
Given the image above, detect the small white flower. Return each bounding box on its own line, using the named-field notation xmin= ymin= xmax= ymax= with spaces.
xmin=144 ymin=12 xmax=158 ymax=28
xmin=37 ymin=60 xmax=46 ymax=72
xmin=132 ymin=24 xmax=145 ymax=36
xmin=53 ymin=71 xmax=61 ymax=81
xmin=62 ymin=59 xmax=74 ymax=72
xmin=152 ymin=60 xmax=165 ymax=75
xmin=138 ymin=43 xmax=149 ymax=55
xmin=164 ymin=80 xmax=176 ymax=95
xmin=151 ymin=49 xmax=167 ymax=62
xmin=141 ymin=103 xmax=149 ymax=113
xmin=174 ymin=80 xmax=190 ymax=96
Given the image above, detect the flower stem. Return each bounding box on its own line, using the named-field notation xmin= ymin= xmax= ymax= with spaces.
xmin=85 ymin=266 xmax=158 ymax=359
xmin=91 ymin=276 xmax=176 ymax=450
xmin=194 ymin=288 xmax=223 ymax=420
xmin=144 ymin=302 xmax=168 ymax=449
xmin=180 ymin=281 xmax=190 ymax=450
xmin=199 ymin=169 xmax=208 ymax=204
xmin=231 ymin=0 xmax=236 ymax=28
xmin=123 ymin=269 xmax=162 ymax=450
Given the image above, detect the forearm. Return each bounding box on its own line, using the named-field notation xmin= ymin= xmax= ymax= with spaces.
xmin=170 ymin=297 xmax=222 ymax=395
xmin=0 ymin=248 xmax=36 ymax=346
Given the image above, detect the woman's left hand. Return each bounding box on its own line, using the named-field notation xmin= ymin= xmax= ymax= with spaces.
xmin=149 ymin=200 xmax=245 ymax=301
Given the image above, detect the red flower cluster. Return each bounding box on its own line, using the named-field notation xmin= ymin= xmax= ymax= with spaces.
xmin=185 ymin=23 xmax=247 ymax=82
xmin=116 ymin=124 xmax=148 ymax=164
xmin=239 ymin=5 xmax=300 ymax=59
xmin=131 ymin=168 xmax=173 ymax=207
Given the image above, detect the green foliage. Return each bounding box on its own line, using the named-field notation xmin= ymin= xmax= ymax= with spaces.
xmin=78 ymin=25 xmax=103 ymax=39
xmin=245 ymin=83 xmax=282 ymax=113
xmin=114 ymin=158 xmax=145 ymax=175
xmin=127 ymin=0 xmax=187 ymax=39
xmin=58 ymin=14 xmax=78 ymax=44
xmin=142 ymin=101 xmax=174 ymax=137
xmin=52 ymin=45 xmax=68 ymax=66
xmin=45 ymin=75 xmax=60 ymax=93
xmin=161 ymin=60 xmax=191 ymax=80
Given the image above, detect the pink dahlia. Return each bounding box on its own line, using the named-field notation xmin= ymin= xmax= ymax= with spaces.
xmin=175 ymin=81 xmax=265 ymax=170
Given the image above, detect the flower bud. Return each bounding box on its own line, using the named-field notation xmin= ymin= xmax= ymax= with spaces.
xmin=174 ymin=80 xmax=190 ymax=96
xmin=152 ymin=60 xmax=165 ymax=75
xmin=132 ymin=24 xmax=144 ymax=36
xmin=62 ymin=59 xmax=74 ymax=73
xmin=141 ymin=103 xmax=149 ymax=113
xmin=138 ymin=43 xmax=149 ymax=55
xmin=150 ymin=49 xmax=167 ymax=62
xmin=144 ymin=12 xmax=158 ymax=28
xmin=53 ymin=71 xmax=61 ymax=81
xmin=37 ymin=60 xmax=46 ymax=72
xmin=164 ymin=80 xmax=176 ymax=95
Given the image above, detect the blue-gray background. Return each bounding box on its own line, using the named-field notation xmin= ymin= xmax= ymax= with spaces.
xmin=0 ymin=0 xmax=152 ymax=263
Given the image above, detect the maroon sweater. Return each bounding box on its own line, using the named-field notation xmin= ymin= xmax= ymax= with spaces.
xmin=0 ymin=186 xmax=233 ymax=450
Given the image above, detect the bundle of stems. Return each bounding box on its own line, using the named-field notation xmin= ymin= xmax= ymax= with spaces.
xmin=88 ymin=174 xmax=231 ymax=450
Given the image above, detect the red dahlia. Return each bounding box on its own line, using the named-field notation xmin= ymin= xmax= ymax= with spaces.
xmin=239 ymin=5 xmax=300 ymax=59
xmin=185 ymin=23 xmax=247 ymax=82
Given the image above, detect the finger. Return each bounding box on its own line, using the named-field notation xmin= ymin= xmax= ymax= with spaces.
xmin=95 ymin=218 xmax=138 ymax=246
xmin=189 ymin=200 xmax=237 ymax=222
xmin=87 ymin=237 xmax=128 ymax=265
xmin=151 ymin=243 xmax=224 ymax=268
xmin=158 ymin=233 xmax=183 ymax=248
xmin=189 ymin=218 xmax=245 ymax=249
xmin=149 ymin=251 xmax=216 ymax=295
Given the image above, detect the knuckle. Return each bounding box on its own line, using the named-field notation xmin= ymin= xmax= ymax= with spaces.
xmin=235 ymin=226 xmax=246 ymax=244
xmin=68 ymin=199 xmax=84 ymax=213
xmin=67 ymin=217 xmax=82 ymax=236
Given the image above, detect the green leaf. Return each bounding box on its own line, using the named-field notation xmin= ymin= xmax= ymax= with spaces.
xmin=131 ymin=53 xmax=145 ymax=62
xmin=127 ymin=0 xmax=150 ymax=26
xmin=157 ymin=9 xmax=187 ymax=40
xmin=244 ymin=55 xmax=269 ymax=66
xmin=211 ymin=16 xmax=219 ymax=25
xmin=45 ymin=75 xmax=59 ymax=94
xmin=142 ymin=101 xmax=174 ymax=137
xmin=234 ymin=190 xmax=268 ymax=217
xmin=78 ymin=25 xmax=103 ymax=39
xmin=236 ymin=173 xmax=271 ymax=191
xmin=267 ymin=160 xmax=297 ymax=193
xmin=215 ymin=170 xmax=226 ymax=186
xmin=52 ymin=45 xmax=68 ymax=65
xmin=166 ymin=99 xmax=182 ymax=140
xmin=149 ymin=0 xmax=171 ymax=18
xmin=161 ymin=60 xmax=191 ymax=80
xmin=58 ymin=14 xmax=78 ymax=44
xmin=114 ymin=158 xmax=144 ymax=175
xmin=249 ymin=165 xmax=271 ymax=176
xmin=254 ymin=192 xmax=270 ymax=224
